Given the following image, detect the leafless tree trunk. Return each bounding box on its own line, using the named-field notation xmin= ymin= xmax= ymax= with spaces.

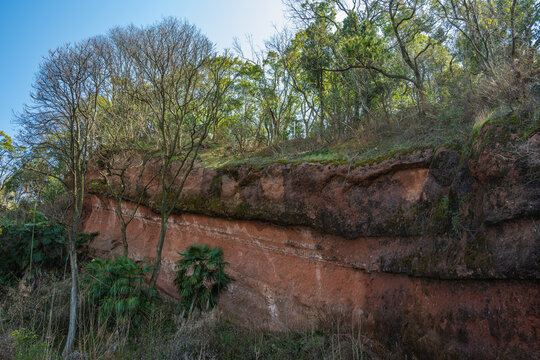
xmin=96 ymin=150 xmax=157 ymax=256
xmin=114 ymin=18 xmax=233 ymax=290
xmin=19 ymin=37 xmax=106 ymax=356
xmin=94 ymin=35 xmax=160 ymax=256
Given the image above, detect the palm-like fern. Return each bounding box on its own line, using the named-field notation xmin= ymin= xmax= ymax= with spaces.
xmin=84 ymin=256 xmax=157 ymax=324
xmin=174 ymin=244 xmax=230 ymax=314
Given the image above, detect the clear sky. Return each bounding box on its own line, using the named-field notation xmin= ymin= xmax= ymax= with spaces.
xmin=0 ymin=0 xmax=286 ymax=138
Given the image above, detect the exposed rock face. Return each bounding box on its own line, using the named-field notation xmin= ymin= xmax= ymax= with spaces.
xmin=83 ymin=120 xmax=540 ymax=359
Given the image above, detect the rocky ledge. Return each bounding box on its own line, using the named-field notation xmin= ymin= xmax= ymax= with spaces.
xmin=83 ymin=117 xmax=540 ymax=359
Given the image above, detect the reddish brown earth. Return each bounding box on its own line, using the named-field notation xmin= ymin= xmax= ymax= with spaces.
xmin=82 ymin=195 xmax=539 ymax=359
xmin=83 ymin=121 xmax=540 ymax=359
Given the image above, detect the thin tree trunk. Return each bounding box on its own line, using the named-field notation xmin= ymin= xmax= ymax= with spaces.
xmin=149 ymin=217 xmax=168 ymax=289
xmin=418 ymin=88 xmax=428 ymax=116
xmin=115 ymin=201 xmax=129 ymax=257
xmin=318 ymin=76 xmax=324 ymax=140
xmin=62 ymin=212 xmax=80 ymax=357
xmin=121 ymin=225 xmax=128 ymax=257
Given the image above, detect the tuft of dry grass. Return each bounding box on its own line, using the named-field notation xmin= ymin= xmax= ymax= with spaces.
xmin=0 ymin=270 xmax=70 ymax=359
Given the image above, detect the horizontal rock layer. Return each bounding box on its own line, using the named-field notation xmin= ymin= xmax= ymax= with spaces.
xmin=82 ymin=195 xmax=539 ymax=359
xmin=83 ymin=120 xmax=540 ymax=358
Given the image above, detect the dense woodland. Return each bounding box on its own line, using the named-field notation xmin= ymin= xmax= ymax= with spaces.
xmin=0 ymin=0 xmax=538 ymax=358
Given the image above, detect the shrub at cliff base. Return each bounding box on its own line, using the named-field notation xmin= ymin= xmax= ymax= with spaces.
xmin=11 ymin=328 xmax=55 ymax=360
xmin=0 ymin=269 xmax=375 ymax=359
xmin=174 ymin=244 xmax=230 ymax=314
xmin=83 ymin=256 xmax=158 ymax=326
xmin=0 ymin=212 xmax=67 ymax=289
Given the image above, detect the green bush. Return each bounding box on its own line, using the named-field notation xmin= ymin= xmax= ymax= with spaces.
xmin=174 ymin=244 xmax=230 ymax=314
xmin=11 ymin=328 xmax=55 ymax=360
xmin=84 ymin=256 xmax=157 ymax=325
xmin=0 ymin=212 xmax=96 ymax=289
xmin=0 ymin=212 xmax=67 ymax=286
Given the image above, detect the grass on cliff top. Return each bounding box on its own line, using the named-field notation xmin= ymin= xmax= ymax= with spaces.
xmin=200 ymin=115 xmax=472 ymax=170
xmin=471 ymin=108 xmax=540 ymax=145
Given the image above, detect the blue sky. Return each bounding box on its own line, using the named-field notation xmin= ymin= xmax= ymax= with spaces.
xmin=0 ymin=0 xmax=286 ymax=138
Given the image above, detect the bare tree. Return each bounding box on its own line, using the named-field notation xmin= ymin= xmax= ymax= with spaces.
xmin=19 ymin=37 xmax=107 ymax=356
xmin=116 ymin=18 xmax=233 ymax=289
xmin=95 ymin=150 xmax=157 ymax=257
xmin=94 ymin=34 xmax=158 ymax=257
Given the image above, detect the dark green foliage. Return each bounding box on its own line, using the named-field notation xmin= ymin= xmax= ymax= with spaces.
xmin=174 ymin=244 xmax=230 ymax=313
xmin=0 ymin=212 xmax=67 ymax=285
xmin=84 ymin=256 xmax=157 ymax=324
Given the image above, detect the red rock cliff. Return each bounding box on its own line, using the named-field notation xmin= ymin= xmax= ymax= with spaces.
xmin=83 ymin=120 xmax=540 ymax=359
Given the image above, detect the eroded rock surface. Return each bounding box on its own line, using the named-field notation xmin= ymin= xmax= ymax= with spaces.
xmin=83 ymin=120 xmax=540 ymax=359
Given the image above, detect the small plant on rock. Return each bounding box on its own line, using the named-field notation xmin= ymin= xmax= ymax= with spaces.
xmin=174 ymin=244 xmax=230 ymax=314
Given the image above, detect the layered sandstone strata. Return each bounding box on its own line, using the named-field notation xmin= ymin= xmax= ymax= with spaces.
xmin=83 ymin=121 xmax=540 ymax=359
